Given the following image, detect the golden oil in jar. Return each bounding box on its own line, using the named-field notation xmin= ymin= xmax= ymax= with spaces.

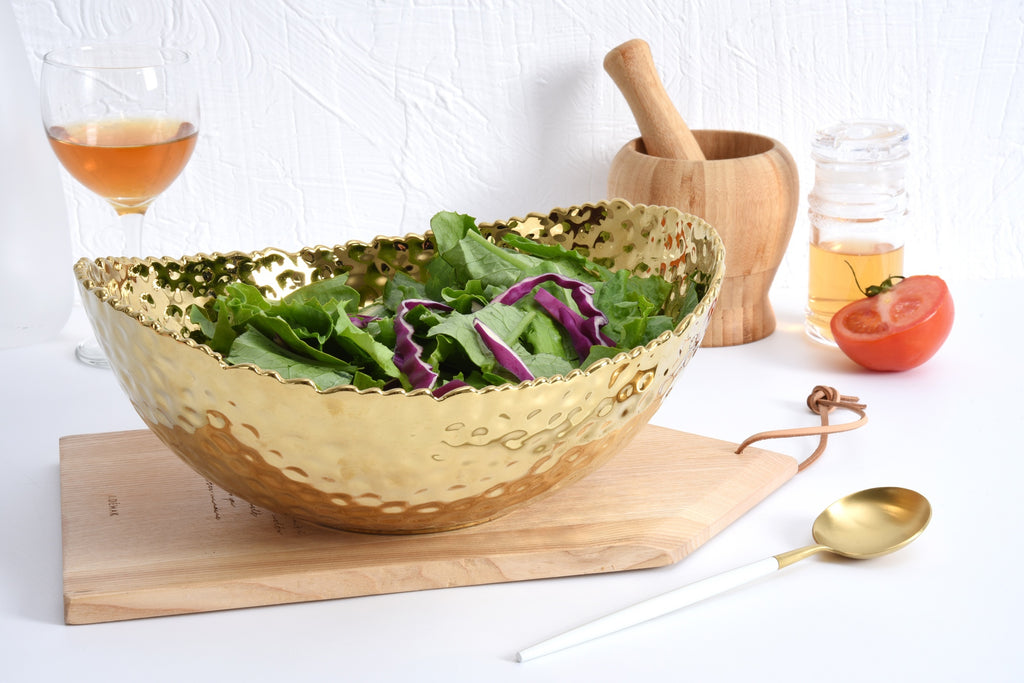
xmin=806 ymin=238 xmax=904 ymax=343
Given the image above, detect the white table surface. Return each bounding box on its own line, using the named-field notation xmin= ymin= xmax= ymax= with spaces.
xmin=2 ymin=280 xmax=1021 ymax=682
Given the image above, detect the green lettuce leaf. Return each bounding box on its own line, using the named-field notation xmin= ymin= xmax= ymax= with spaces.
xmin=226 ymin=329 xmax=355 ymax=390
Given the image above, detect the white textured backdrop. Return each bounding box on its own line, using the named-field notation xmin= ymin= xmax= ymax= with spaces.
xmin=10 ymin=0 xmax=1024 ymax=290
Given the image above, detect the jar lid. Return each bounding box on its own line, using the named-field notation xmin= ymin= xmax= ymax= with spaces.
xmin=812 ymin=120 xmax=909 ymax=163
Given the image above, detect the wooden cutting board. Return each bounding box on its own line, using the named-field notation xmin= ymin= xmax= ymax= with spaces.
xmin=59 ymin=424 xmax=797 ymax=625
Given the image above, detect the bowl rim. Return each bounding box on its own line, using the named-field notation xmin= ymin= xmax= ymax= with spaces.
xmin=74 ymin=199 xmax=725 ymax=400
xmin=619 ymin=132 xmax=786 ymax=162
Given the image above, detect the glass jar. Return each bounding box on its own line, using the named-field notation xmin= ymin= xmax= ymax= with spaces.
xmin=0 ymin=7 xmax=72 ymax=348
xmin=805 ymin=120 xmax=909 ymax=345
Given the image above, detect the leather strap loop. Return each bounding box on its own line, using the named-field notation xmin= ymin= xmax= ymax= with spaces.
xmin=734 ymin=386 xmax=868 ymax=472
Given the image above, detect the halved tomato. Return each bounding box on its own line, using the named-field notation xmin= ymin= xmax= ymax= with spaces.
xmin=830 ymin=275 xmax=954 ymax=372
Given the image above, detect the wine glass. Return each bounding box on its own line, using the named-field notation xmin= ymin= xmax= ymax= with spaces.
xmin=40 ymin=44 xmax=200 ymax=367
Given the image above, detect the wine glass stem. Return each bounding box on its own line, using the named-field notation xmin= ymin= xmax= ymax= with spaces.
xmin=116 ymin=209 xmax=146 ymax=258
xmin=75 ymin=209 xmax=146 ymax=369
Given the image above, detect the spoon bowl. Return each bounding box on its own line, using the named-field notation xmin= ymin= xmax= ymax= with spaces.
xmin=812 ymin=486 xmax=932 ymax=559
xmin=517 ymin=486 xmax=932 ymax=662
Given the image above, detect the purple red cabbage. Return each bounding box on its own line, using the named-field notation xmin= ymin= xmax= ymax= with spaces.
xmin=433 ymin=378 xmax=470 ymax=397
xmin=394 ymin=299 xmax=453 ymax=389
xmin=348 ymin=314 xmax=379 ymax=329
xmin=532 ymin=288 xmax=595 ymax=361
xmin=472 ymin=319 xmax=535 ymax=382
xmin=495 ymin=273 xmax=614 ymax=357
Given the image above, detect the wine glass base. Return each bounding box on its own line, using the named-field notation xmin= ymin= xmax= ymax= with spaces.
xmin=75 ymin=337 xmax=110 ymax=369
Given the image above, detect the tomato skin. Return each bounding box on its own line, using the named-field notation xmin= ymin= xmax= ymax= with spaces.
xmin=830 ymin=275 xmax=954 ymax=372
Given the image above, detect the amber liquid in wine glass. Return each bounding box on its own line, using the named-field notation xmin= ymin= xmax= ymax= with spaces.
xmin=46 ymin=119 xmax=198 ymax=216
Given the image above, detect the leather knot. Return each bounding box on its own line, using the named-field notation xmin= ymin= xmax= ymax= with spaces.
xmin=806 ymin=385 xmax=866 ymax=417
xmin=736 ymin=386 xmax=868 ymax=472
xmin=807 ymin=385 xmax=840 ymax=413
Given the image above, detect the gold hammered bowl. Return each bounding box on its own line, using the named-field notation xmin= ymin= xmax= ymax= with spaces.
xmin=75 ymin=199 xmax=724 ymax=533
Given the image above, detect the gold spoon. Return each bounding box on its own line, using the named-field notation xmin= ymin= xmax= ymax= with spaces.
xmin=516 ymin=487 xmax=932 ymax=662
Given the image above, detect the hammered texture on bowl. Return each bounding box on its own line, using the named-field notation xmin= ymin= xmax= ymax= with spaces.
xmin=74 ymin=199 xmax=725 ymax=533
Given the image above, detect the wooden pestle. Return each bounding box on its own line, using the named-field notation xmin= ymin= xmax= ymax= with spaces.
xmin=604 ymin=39 xmax=705 ymax=161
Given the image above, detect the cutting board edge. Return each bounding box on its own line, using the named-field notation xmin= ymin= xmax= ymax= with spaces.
xmin=62 ymin=534 xmax=681 ymax=625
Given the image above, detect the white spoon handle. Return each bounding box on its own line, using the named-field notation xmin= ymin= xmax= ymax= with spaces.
xmin=516 ymin=556 xmax=781 ymax=662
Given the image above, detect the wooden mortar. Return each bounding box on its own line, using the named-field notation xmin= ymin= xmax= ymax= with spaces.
xmin=608 ymin=132 xmax=799 ymax=347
